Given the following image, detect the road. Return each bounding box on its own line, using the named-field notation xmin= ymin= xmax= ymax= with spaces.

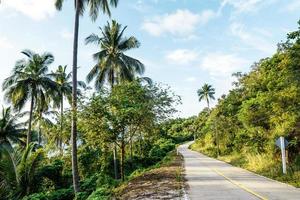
xmin=178 ymin=142 xmax=300 ymax=200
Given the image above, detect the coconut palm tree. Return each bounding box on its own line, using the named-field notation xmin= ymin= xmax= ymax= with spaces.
xmin=0 ymin=143 xmax=43 ymax=199
xmin=55 ymin=0 xmax=118 ymax=192
xmin=85 ymin=20 xmax=144 ymax=180
xmin=0 ymin=107 xmax=25 ymax=150
xmin=51 ymin=65 xmax=86 ymax=153
xmin=28 ymin=109 xmax=56 ymax=146
xmin=85 ymin=20 xmax=145 ymax=90
xmin=197 ymin=83 xmax=215 ymax=110
xmin=197 ymin=84 xmax=219 ymax=155
xmin=52 ymin=65 xmax=72 ymax=153
xmin=2 ymin=50 xmax=57 ymax=147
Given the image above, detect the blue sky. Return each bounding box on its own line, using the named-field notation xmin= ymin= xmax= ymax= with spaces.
xmin=0 ymin=0 xmax=300 ymax=117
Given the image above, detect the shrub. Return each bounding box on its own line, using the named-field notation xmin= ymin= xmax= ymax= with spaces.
xmin=22 ymin=193 xmax=47 ymax=200
xmin=75 ymin=192 xmax=89 ymax=200
xmin=86 ymin=187 xmax=111 ymax=200
xmin=46 ymin=188 xmax=74 ymax=200
xmin=149 ymin=138 xmax=175 ymax=160
xmin=22 ymin=188 xmax=74 ymax=200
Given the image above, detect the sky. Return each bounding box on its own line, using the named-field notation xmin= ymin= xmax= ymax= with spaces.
xmin=0 ymin=0 xmax=300 ymax=117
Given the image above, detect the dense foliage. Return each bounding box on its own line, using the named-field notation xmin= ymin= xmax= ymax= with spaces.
xmin=189 ymin=21 xmax=300 ymax=186
xmin=0 ymin=79 xmax=187 ymax=200
xmin=0 ymin=13 xmax=192 ymax=199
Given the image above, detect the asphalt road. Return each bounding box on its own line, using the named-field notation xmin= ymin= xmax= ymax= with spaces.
xmin=178 ymin=142 xmax=300 ymax=200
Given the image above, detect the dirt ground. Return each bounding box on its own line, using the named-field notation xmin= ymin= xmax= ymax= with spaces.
xmin=114 ymin=152 xmax=186 ymax=200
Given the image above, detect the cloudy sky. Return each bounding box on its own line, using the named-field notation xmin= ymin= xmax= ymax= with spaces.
xmin=0 ymin=0 xmax=300 ymax=117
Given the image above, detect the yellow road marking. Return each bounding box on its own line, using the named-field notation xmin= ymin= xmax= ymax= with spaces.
xmin=212 ymin=168 xmax=268 ymax=200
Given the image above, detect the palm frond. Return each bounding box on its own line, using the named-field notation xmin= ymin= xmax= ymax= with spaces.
xmin=85 ymin=33 xmax=101 ymax=45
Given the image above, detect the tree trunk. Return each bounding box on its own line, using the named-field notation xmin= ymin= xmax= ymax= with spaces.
xmin=60 ymin=96 xmax=64 ymax=155
xmin=120 ymin=139 xmax=125 ymax=181
xmin=71 ymin=1 xmax=80 ymax=193
xmin=207 ymin=98 xmax=210 ymax=110
xmin=130 ymin=137 xmax=133 ymax=160
xmin=38 ymin=112 xmax=42 ymax=145
xmin=111 ymin=83 xmax=118 ymax=180
xmin=113 ymin=143 xmax=118 ymax=179
xmin=27 ymin=94 xmax=34 ymax=146
xmin=139 ymin=132 xmax=142 ymax=157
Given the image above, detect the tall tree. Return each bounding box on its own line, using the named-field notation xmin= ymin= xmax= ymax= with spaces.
xmin=85 ymin=20 xmax=144 ymax=179
xmin=197 ymin=83 xmax=215 ymax=110
xmin=52 ymin=65 xmax=72 ymax=153
xmin=54 ymin=0 xmax=118 ymax=193
xmin=85 ymin=20 xmax=145 ymax=90
xmin=2 ymin=50 xmax=57 ymax=147
xmin=51 ymin=65 xmax=86 ymax=153
xmin=34 ymin=91 xmax=52 ymax=146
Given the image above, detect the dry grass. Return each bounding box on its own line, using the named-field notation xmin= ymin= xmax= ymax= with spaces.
xmin=113 ymin=152 xmax=185 ymax=200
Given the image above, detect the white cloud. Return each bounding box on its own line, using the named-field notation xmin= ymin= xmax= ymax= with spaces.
xmin=221 ymin=0 xmax=277 ymax=14
xmin=0 ymin=36 xmax=14 ymax=49
xmin=166 ymin=49 xmax=199 ymax=65
xmin=230 ymin=23 xmax=275 ymax=54
xmin=200 ymin=52 xmax=249 ymax=77
xmin=0 ymin=0 xmax=56 ymax=21
xmin=142 ymin=9 xmax=216 ymax=37
xmin=60 ymin=29 xmax=73 ymax=40
xmin=284 ymin=0 xmax=300 ymax=12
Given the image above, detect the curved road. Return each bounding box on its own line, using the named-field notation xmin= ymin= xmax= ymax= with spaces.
xmin=178 ymin=142 xmax=300 ymax=200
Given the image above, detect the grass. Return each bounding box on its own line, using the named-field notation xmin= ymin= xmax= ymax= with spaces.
xmin=190 ymin=142 xmax=300 ymax=188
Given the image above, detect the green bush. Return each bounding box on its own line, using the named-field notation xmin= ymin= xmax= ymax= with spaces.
xmin=22 ymin=193 xmax=47 ymax=200
xmin=35 ymin=159 xmax=72 ymax=192
xmin=86 ymin=187 xmax=111 ymax=200
xmin=75 ymin=192 xmax=89 ymax=200
xmin=149 ymin=139 xmax=175 ymax=159
xmin=96 ymin=174 xmax=118 ymax=188
xmin=80 ymin=174 xmax=98 ymax=194
xmin=22 ymin=188 xmax=74 ymax=200
xmin=46 ymin=188 xmax=74 ymax=200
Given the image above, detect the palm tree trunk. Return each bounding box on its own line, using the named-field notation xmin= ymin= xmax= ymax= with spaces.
xmin=38 ymin=112 xmax=42 ymax=145
xmin=130 ymin=137 xmax=133 ymax=160
xmin=139 ymin=132 xmax=142 ymax=157
xmin=27 ymin=95 xmax=34 ymax=146
xmin=71 ymin=1 xmax=80 ymax=193
xmin=120 ymin=138 xmax=125 ymax=181
xmin=113 ymin=143 xmax=118 ymax=179
xmin=111 ymin=83 xmax=118 ymax=180
xmin=60 ymin=96 xmax=63 ymax=155
xmin=206 ymin=98 xmax=210 ymax=110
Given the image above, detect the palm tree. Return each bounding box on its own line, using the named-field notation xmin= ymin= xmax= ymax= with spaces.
xmin=0 ymin=107 xmax=25 ymax=150
xmin=85 ymin=20 xmax=145 ymax=90
xmin=85 ymin=20 xmax=144 ymax=180
xmin=51 ymin=65 xmax=86 ymax=153
xmin=55 ymin=0 xmax=119 ymax=192
xmin=2 ymin=50 xmax=57 ymax=147
xmin=197 ymin=83 xmax=215 ymax=110
xmin=29 ymin=109 xmax=56 ymax=146
xmin=197 ymin=84 xmax=219 ymax=156
xmin=52 ymin=65 xmax=72 ymax=153
xmin=33 ymin=90 xmax=53 ymax=146
xmin=0 ymin=143 xmax=43 ymax=199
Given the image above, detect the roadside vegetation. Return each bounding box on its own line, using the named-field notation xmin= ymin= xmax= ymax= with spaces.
xmin=114 ymin=151 xmax=185 ymax=200
xmin=0 ymin=1 xmax=194 ymax=199
xmin=188 ymin=20 xmax=300 ymax=188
